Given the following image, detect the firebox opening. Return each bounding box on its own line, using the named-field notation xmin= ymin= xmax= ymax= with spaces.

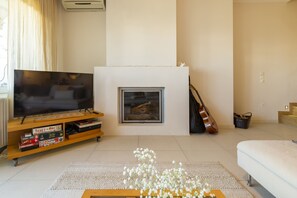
xmin=119 ymin=87 xmax=164 ymax=123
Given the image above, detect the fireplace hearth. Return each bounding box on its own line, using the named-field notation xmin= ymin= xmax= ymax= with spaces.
xmin=119 ymin=87 xmax=164 ymax=123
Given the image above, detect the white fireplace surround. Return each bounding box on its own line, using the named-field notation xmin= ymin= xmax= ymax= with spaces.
xmin=94 ymin=66 xmax=189 ymax=135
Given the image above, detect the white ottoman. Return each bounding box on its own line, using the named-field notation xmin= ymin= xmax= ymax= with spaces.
xmin=237 ymin=140 xmax=297 ymax=198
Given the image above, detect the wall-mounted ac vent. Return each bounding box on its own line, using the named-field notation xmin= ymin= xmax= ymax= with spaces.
xmin=62 ymin=0 xmax=106 ymax=12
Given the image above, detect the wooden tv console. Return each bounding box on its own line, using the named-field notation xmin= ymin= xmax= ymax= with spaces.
xmin=7 ymin=112 xmax=104 ymax=166
xmin=82 ymin=189 xmax=225 ymax=198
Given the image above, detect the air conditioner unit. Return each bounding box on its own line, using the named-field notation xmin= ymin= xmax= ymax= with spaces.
xmin=62 ymin=0 xmax=106 ymax=11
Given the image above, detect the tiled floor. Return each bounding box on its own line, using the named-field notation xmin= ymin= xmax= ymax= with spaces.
xmin=0 ymin=123 xmax=296 ymax=198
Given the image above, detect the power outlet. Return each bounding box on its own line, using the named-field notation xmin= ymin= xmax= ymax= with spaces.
xmin=259 ymin=72 xmax=265 ymax=83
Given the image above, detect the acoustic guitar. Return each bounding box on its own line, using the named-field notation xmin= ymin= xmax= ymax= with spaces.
xmin=190 ymin=84 xmax=218 ymax=134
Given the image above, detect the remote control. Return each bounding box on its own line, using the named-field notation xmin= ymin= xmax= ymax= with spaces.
xmin=93 ymin=111 xmax=100 ymax=114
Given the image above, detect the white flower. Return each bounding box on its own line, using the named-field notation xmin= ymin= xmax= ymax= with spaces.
xmin=123 ymin=148 xmax=212 ymax=198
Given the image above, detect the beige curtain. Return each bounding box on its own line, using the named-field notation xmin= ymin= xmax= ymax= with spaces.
xmin=8 ymin=0 xmax=58 ymax=71
xmin=7 ymin=0 xmax=58 ymax=118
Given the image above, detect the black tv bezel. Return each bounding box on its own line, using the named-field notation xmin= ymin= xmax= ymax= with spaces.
xmin=13 ymin=69 xmax=94 ymax=118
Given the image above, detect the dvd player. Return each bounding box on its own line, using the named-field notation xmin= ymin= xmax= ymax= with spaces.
xmin=74 ymin=124 xmax=101 ymax=132
xmin=73 ymin=119 xmax=102 ymax=132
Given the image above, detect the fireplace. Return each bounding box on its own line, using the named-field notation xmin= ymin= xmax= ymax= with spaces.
xmin=119 ymin=87 xmax=164 ymax=123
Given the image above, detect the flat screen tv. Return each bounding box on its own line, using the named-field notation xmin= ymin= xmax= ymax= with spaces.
xmin=14 ymin=69 xmax=94 ymax=118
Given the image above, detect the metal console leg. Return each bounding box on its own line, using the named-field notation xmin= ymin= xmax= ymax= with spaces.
xmin=96 ymin=136 xmax=101 ymax=142
xmin=247 ymin=174 xmax=252 ymax=186
xmin=13 ymin=158 xmax=18 ymax=167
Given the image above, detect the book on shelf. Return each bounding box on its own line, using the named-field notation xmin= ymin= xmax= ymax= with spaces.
xmin=20 ymin=133 xmax=38 ymax=142
xmin=32 ymin=124 xmax=63 ymax=135
xmin=19 ymin=142 xmax=39 ymax=152
xmin=38 ymin=131 xmax=63 ymax=141
xmin=19 ymin=134 xmax=39 ymax=151
xmin=39 ymin=137 xmax=64 ymax=147
xmin=20 ymin=137 xmax=39 ymax=145
xmin=24 ymin=132 xmax=32 ymax=138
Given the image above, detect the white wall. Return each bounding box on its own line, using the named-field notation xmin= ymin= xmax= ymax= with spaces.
xmin=106 ymin=0 xmax=176 ymax=66
xmin=61 ymin=10 xmax=106 ymax=73
xmin=58 ymin=1 xmax=297 ymax=125
xmin=177 ymin=0 xmax=234 ymax=128
xmin=234 ymin=1 xmax=297 ymax=122
xmin=59 ymin=0 xmax=234 ymax=128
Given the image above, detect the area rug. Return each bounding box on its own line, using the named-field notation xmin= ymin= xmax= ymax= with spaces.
xmin=41 ymin=162 xmax=253 ymax=198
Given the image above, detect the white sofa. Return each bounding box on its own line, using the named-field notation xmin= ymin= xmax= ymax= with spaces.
xmin=237 ymin=140 xmax=297 ymax=198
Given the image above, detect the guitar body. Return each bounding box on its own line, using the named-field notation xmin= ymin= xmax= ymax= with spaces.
xmin=199 ymin=106 xmax=218 ymax=134
xmin=190 ymin=82 xmax=219 ymax=134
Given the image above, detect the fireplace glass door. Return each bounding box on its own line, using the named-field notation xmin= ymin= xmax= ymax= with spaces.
xmin=119 ymin=87 xmax=164 ymax=123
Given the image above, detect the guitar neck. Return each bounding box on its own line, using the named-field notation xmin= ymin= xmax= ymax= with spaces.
xmin=190 ymin=84 xmax=206 ymax=108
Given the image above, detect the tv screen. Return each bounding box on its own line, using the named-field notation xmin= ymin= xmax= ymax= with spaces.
xmin=14 ymin=70 xmax=94 ymax=118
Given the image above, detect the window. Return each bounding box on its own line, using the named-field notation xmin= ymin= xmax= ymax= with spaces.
xmin=0 ymin=0 xmax=8 ymax=93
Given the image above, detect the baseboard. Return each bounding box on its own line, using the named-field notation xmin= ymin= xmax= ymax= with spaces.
xmin=251 ymin=120 xmax=278 ymax=124
xmin=218 ymin=124 xmax=235 ymax=129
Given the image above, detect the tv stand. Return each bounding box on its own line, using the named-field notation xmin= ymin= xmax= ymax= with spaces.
xmin=33 ymin=112 xmax=85 ymax=122
xmin=7 ymin=112 xmax=104 ymax=166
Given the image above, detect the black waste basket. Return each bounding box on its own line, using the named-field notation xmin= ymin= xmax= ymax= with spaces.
xmin=234 ymin=112 xmax=252 ymax=129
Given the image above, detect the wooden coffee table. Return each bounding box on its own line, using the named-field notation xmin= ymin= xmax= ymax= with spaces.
xmin=82 ymin=189 xmax=225 ymax=198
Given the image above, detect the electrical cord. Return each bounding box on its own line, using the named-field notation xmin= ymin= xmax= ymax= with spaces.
xmin=0 ymin=145 xmax=7 ymax=154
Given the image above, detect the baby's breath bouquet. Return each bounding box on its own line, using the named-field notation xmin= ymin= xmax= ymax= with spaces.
xmin=123 ymin=148 xmax=214 ymax=198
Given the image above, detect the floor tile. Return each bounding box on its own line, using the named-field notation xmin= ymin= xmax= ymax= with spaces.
xmin=0 ymin=180 xmax=52 ymax=198
xmin=208 ymin=130 xmax=247 ymax=150
xmin=67 ymin=139 xmax=99 ymax=151
xmin=264 ymin=124 xmax=297 ymax=140
xmin=10 ymin=149 xmax=91 ymax=180
xmin=236 ymin=128 xmax=283 ymax=140
xmin=139 ymin=136 xmax=180 ymax=150
xmin=95 ymin=136 xmax=139 ymax=150
xmin=0 ymin=160 xmax=27 ymax=180
xmin=226 ymin=148 xmax=238 ymax=159
xmin=252 ymin=123 xmax=295 ymax=134
xmin=152 ymin=150 xmax=188 ymax=163
xmin=175 ymin=134 xmax=222 ymax=150
xmin=0 ymin=154 xmax=42 ymax=180
xmin=1 ymin=123 xmax=294 ymax=198
xmin=87 ymin=150 xmax=138 ymax=163
xmin=183 ymin=148 xmax=246 ymax=180
xmin=239 ymin=180 xmax=275 ymax=198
